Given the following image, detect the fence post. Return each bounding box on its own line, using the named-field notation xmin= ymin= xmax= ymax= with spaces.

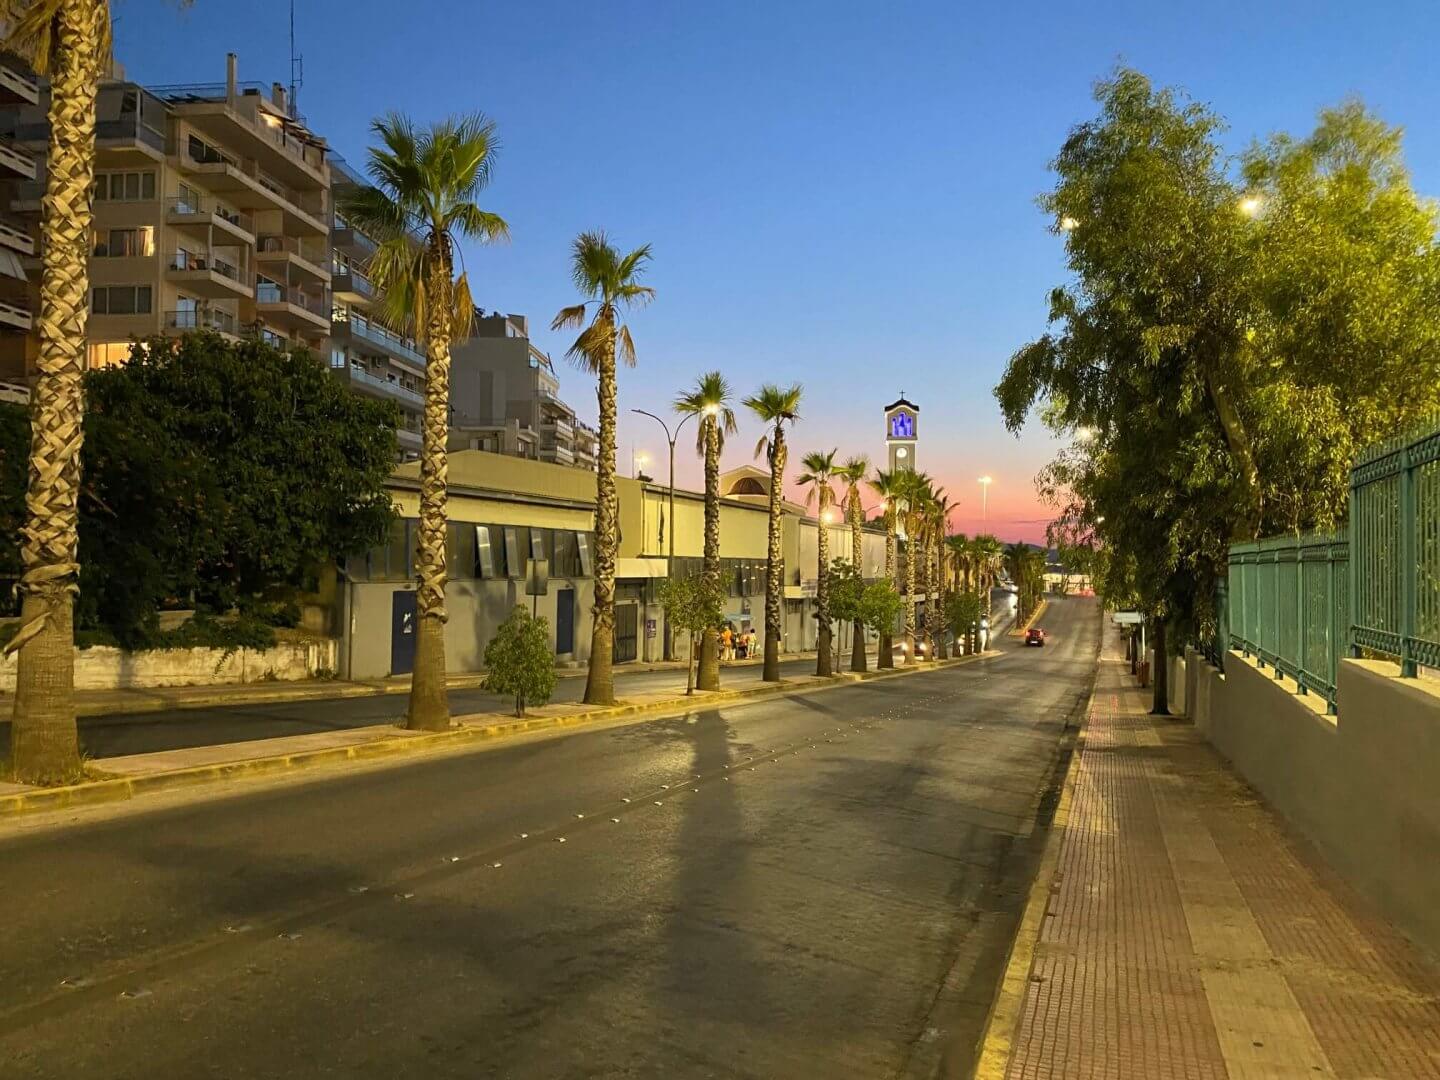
xmin=1348 ymin=474 xmax=1361 ymax=660
xmin=1296 ymin=543 xmax=1307 ymax=697
xmin=1400 ymin=444 xmax=1417 ymax=678
xmin=1273 ymin=546 xmax=1284 ymax=680
xmin=1327 ymin=540 xmax=1339 ymax=715
xmin=1215 ymin=574 xmax=1228 ymax=673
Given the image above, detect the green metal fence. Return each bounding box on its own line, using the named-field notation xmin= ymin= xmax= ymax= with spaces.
xmin=1350 ymin=420 xmax=1440 ymax=677
xmin=1224 ymin=416 xmax=1440 ymax=709
xmin=1228 ymin=532 xmax=1349 ymax=711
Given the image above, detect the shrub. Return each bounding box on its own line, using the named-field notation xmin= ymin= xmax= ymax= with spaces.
xmin=483 ymin=606 xmax=556 ymax=717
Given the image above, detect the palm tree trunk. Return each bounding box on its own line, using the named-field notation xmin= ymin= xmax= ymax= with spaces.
xmin=696 ymin=421 xmax=721 ymax=691
xmin=762 ymin=428 xmax=786 ymax=682
xmin=932 ymin=538 xmax=948 ymax=659
xmin=7 ymin=0 xmax=107 ymax=785
xmin=408 ymin=246 xmax=453 ymax=732
xmin=878 ymin=516 xmax=895 ymax=668
xmin=849 ymin=503 xmax=866 ymax=672
xmin=922 ymin=531 xmax=936 ymax=660
xmin=904 ymin=529 xmax=917 ymax=664
xmin=815 ymin=501 xmax=832 ymax=676
xmin=584 ymin=328 xmax=619 ymax=705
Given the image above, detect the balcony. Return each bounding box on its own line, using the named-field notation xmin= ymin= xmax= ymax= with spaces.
xmin=255 ymin=234 xmax=328 ymax=285
xmin=0 ymin=217 xmax=33 ymax=257
xmin=166 ymin=250 xmax=253 ymax=299
xmin=166 ymin=196 xmax=254 ymax=245
xmin=331 ymin=266 xmax=377 ymax=305
xmin=152 ymin=82 xmax=328 ymax=190
xmin=0 ymin=137 xmax=35 ymax=181
xmin=254 ymin=281 xmax=329 ymax=333
xmin=331 ymin=312 xmax=426 ymax=369
xmin=0 ymin=298 xmax=30 ymax=332
xmin=166 ymin=308 xmax=237 ymax=335
xmin=540 ymin=415 xmax=574 ymax=442
xmin=0 ymin=64 xmax=38 ymax=107
xmin=179 ymin=141 xmax=327 ymax=237
xmin=539 ymin=442 xmax=575 ymax=466
xmin=331 ymin=214 xmax=379 ymax=259
xmin=345 ymin=363 xmax=424 ymax=408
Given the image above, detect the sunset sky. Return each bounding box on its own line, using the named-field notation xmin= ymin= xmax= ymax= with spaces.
xmin=113 ymin=0 xmax=1440 ymax=543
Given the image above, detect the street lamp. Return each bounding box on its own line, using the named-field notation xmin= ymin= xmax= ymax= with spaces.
xmin=632 ymin=407 xmax=701 ymax=660
xmin=978 ymin=476 xmax=992 ymax=521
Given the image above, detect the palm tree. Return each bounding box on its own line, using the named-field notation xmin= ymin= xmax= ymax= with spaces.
xmin=868 ymin=469 xmax=901 ymax=668
xmin=676 ymin=372 xmax=735 ymax=691
xmin=928 ymin=490 xmax=953 ymax=658
xmin=838 ymin=455 xmax=869 ymax=672
xmin=893 ymin=470 xmax=930 ymax=664
xmin=345 ymin=113 xmax=507 ymax=732
xmin=3 ymin=0 xmax=116 ymax=782
xmin=946 ymin=533 xmax=973 ymax=653
xmin=796 ymin=450 xmax=839 ymax=677
xmin=554 ymin=233 xmax=655 ymax=706
xmin=745 ymin=383 xmax=802 ymax=682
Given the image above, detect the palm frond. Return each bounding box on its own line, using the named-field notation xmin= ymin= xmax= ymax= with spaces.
xmin=564 ymin=317 xmax=612 ymax=375
xmin=2 ymin=0 xmax=112 ymax=75
xmin=449 ymin=203 xmax=510 ymax=244
xmin=451 ymin=271 xmax=475 ymax=342
xmin=616 ymin=323 xmax=638 ymax=367
xmin=551 ymin=303 xmax=589 ymax=332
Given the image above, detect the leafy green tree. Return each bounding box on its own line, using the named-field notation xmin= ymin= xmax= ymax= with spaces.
xmin=944 ymin=591 xmax=983 ymax=654
xmin=483 ymin=606 xmax=557 ymax=717
xmin=859 ymin=581 xmax=905 ymax=657
xmin=0 ymin=333 xmax=399 ymax=649
xmin=658 ymin=573 xmax=725 ymax=695
xmin=344 ymin=112 xmax=508 ymax=733
xmin=554 ymin=233 xmax=655 ymax=707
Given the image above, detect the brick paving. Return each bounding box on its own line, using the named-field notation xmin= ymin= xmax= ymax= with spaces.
xmin=1002 ymin=628 xmax=1440 ymax=1079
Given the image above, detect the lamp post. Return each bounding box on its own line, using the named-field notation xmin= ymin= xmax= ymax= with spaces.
xmin=632 ymin=407 xmax=706 ymax=661
xmin=978 ymin=476 xmax=992 ymax=521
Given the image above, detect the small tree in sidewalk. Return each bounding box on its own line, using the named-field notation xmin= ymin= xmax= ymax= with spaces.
xmin=827 ymin=559 xmax=867 ymax=672
xmin=483 ymin=606 xmax=557 ymax=718
xmin=860 ymin=581 xmax=905 ymax=664
xmin=658 ymin=573 xmax=725 ymax=695
xmin=945 ymin=591 xmax=983 ymax=655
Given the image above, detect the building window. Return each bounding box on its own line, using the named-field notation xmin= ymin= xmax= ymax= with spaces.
xmin=93 ymin=170 xmax=156 ymax=202
xmin=91 ymin=285 xmax=153 ymax=315
xmin=330 ymin=347 xmax=347 ymax=369
xmin=186 ymin=134 xmax=230 ymax=167
xmin=87 ymin=342 xmax=133 ymax=368
xmin=92 ymin=226 xmax=154 ymax=258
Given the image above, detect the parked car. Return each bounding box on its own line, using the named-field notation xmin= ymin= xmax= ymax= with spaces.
xmin=1025 ymin=627 xmax=1046 ymax=647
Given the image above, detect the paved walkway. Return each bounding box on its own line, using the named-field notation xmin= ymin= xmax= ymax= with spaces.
xmin=996 ymin=630 xmax=1440 ymax=1079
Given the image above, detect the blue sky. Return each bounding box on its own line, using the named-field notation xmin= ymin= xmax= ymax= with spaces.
xmin=115 ymin=0 xmax=1440 ymax=541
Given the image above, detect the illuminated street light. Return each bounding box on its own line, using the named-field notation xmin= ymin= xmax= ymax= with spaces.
xmin=820 ymin=508 xmax=838 ymax=525
xmin=703 ymin=403 xmax=720 ymax=416
xmin=978 ymin=476 xmax=993 ymax=521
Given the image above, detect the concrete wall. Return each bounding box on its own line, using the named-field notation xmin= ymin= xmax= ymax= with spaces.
xmin=1186 ymin=647 xmax=1440 ymax=955
xmin=0 ymin=639 xmax=338 ymax=691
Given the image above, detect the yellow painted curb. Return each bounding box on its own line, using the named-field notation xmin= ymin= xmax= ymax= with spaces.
xmin=0 ymin=648 xmax=996 ymax=819
xmin=971 ymin=633 xmax=1092 ymax=1078
xmin=1009 ymin=597 xmax=1050 ymax=637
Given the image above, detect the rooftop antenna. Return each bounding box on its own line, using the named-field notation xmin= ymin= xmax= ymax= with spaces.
xmin=288 ymin=0 xmax=304 ymax=119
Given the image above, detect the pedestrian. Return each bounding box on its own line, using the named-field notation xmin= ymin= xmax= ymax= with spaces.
xmin=736 ymin=631 xmax=748 ymax=660
xmin=720 ymin=625 xmax=733 ymax=661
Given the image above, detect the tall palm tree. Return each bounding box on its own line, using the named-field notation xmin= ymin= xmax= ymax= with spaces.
xmin=946 ymin=533 xmax=973 ymax=653
xmin=974 ymin=532 xmax=1005 ymax=630
xmin=3 ymin=0 xmax=115 ymax=782
xmin=345 ymin=113 xmax=507 ymax=731
xmin=868 ymin=469 xmax=901 ymax=669
xmin=838 ymin=455 xmax=869 ymax=672
xmin=928 ymin=490 xmax=953 ymax=658
xmin=676 ymin=372 xmax=735 ymax=692
xmin=554 ymin=233 xmax=654 ymax=706
xmin=745 ymin=383 xmax=802 ymax=682
xmin=796 ymin=450 xmax=839 ymax=677
xmin=893 ymin=470 xmax=930 ymax=664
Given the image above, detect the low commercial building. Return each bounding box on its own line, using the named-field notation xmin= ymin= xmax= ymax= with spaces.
xmin=338 ymin=451 xmax=889 ymax=679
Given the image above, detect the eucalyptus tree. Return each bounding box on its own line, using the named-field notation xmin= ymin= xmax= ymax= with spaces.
xmin=745 ymin=383 xmax=802 ymax=682
xmin=554 ymin=233 xmax=654 ymax=706
xmin=675 ymin=372 xmax=736 ymax=691
xmin=345 ymin=113 xmax=508 ymax=731
xmin=796 ymin=450 xmax=839 ymax=677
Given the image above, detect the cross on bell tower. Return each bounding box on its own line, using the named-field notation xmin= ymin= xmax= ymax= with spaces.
xmin=884 ymin=394 xmax=919 ymax=473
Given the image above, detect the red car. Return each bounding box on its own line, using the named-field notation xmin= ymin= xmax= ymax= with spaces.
xmin=1025 ymin=627 xmax=1046 ymax=647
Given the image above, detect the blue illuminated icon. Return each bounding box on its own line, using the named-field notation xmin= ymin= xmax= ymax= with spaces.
xmin=889 ymin=411 xmax=915 ymax=439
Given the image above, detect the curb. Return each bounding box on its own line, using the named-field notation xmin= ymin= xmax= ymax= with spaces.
xmin=1009 ymin=597 xmax=1050 ymax=638
xmin=971 ymin=614 xmax=1094 ymax=1078
xmin=0 ymin=649 xmax=995 ymax=819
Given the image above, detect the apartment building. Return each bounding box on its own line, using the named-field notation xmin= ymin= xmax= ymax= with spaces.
xmin=326 ymin=155 xmax=425 ymax=459
xmin=0 ymin=54 xmax=335 ymax=379
xmin=0 ymin=50 xmax=37 ymax=349
xmin=449 ymin=311 xmax=599 ymax=470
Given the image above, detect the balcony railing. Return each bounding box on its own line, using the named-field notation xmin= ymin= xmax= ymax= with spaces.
xmin=152 ymin=81 xmax=327 ymax=174
xmin=257 ymin=234 xmax=327 ymax=266
xmin=166 ymin=308 xmax=236 ymax=333
xmin=333 ymin=266 xmax=377 ymax=299
xmin=167 ymin=196 xmax=253 ymax=234
xmin=169 ymin=250 xmax=251 ymax=285
xmin=348 ymin=364 xmax=423 ymax=406
xmin=340 ymin=312 xmax=426 ymax=367
xmin=181 ymin=142 xmax=327 ymax=222
xmin=255 ymin=281 xmax=328 ymax=316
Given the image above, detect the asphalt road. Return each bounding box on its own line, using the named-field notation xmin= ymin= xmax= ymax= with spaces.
xmin=68 ymin=655 xmax=855 ymax=760
xmin=0 ymin=596 xmax=1097 ymax=1080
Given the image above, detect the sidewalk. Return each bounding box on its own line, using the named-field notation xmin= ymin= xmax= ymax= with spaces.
xmin=981 ymin=627 xmax=1440 ymax=1079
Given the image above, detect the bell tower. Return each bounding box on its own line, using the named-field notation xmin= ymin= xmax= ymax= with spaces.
xmin=884 ymin=394 xmax=919 ymax=473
